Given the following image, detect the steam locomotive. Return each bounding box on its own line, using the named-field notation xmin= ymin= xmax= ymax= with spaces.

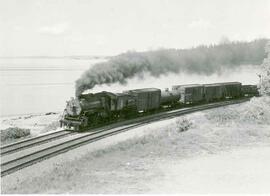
xmin=60 ymin=82 xmax=259 ymax=131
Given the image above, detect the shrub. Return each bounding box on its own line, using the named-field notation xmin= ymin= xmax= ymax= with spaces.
xmin=1 ymin=127 xmax=30 ymax=142
xmin=259 ymin=40 xmax=270 ymax=95
xmin=175 ymin=117 xmax=193 ymax=132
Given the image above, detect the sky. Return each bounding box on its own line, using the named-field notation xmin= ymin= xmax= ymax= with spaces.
xmin=0 ymin=0 xmax=270 ymax=56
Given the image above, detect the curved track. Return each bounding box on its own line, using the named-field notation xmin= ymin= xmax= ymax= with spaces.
xmin=1 ymin=130 xmax=72 ymax=156
xmin=1 ymin=98 xmax=249 ymax=176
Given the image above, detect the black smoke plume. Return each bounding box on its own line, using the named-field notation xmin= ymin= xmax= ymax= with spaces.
xmin=75 ymin=39 xmax=268 ymax=96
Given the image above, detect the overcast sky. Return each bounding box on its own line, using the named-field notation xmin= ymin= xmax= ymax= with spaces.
xmin=0 ymin=0 xmax=269 ymax=56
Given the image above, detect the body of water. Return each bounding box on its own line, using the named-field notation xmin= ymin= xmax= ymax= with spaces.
xmin=0 ymin=57 xmax=106 ymax=116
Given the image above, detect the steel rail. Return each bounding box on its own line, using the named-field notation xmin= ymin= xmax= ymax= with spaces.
xmin=1 ymin=98 xmax=249 ymax=176
xmin=1 ymin=130 xmax=72 ymax=156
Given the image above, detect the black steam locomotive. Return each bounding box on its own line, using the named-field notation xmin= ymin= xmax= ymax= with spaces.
xmin=60 ymin=82 xmax=259 ymax=131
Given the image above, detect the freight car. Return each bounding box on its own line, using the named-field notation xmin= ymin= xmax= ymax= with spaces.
xmin=241 ymin=85 xmax=259 ymax=97
xmin=172 ymin=84 xmax=204 ymax=104
xmin=124 ymin=88 xmax=161 ymax=112
xmin=60 ymin=81 xmax=259 ymax=131
xmin=220 ymin=82 xmax=242 ymax=98
xmin=203 ymin=83 xmax=225 ymax=102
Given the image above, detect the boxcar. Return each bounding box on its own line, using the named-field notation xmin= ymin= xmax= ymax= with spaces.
xmin=241 ymin=85 xmax=259 ymax=96
xmin=124 ymin=88 xmax=161 ymax=112
xmin=172 ymin=84 xmax=204 ymax=104
xmin=203 ymin=83 xmax=224 ymax=102
xmin=220 ymin=82 xmax=242 ymax=98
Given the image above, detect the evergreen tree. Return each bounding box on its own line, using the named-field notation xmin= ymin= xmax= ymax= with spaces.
xmin=259 ymin=41 xmax=270 ymax=96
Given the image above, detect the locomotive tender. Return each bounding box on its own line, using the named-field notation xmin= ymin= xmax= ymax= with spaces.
xmin=60 ymin=82 xmax=259 ymax=131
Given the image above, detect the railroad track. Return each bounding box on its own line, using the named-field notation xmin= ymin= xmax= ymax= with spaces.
xmin=0 ymin=98 xmax=249 ymax=177
xmin=0 ymin=130 xmax=72 ymax=156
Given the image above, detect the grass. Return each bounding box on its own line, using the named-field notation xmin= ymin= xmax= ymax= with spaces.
xmin=1 ymin=127 xmax=30 ymax=143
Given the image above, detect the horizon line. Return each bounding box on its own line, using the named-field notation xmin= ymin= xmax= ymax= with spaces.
xmin=0 ymin=55 xmax=111 ymax=59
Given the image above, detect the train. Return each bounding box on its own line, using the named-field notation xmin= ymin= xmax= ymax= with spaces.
xmin=60 ymin=82 xmax=259 ymax=131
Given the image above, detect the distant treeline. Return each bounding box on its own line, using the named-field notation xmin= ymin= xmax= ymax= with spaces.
xmin=76 ymin=39 xmax=268 ymax=95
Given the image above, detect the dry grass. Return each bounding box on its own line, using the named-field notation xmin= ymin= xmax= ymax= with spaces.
xmin=1 ymin=127 xmax=30 ymax=143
